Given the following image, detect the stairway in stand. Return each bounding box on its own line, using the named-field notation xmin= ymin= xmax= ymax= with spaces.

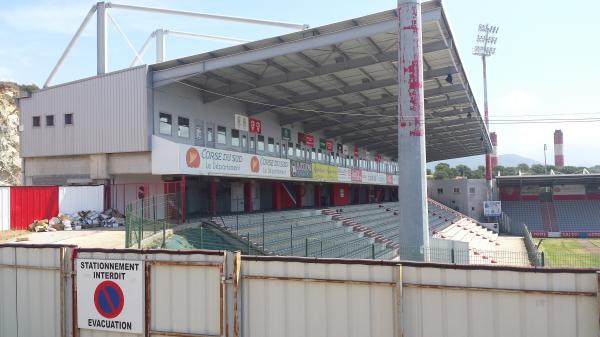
xmin=540 ymin=201 xmax=559 ymax=232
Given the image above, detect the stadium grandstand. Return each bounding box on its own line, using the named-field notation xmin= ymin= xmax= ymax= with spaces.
xmin=14 ymin=0 xmax=515 ymax=264
xmin=499 ymin=174 xmax=600 ymax=237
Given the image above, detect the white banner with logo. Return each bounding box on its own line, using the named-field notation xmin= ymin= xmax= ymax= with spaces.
xmin=337 ymin=167 xmax=351 ymax=182
xmin=362 ymin=171 xmax=387 ymax=185
xmin=483 ymin=201 xmax=502 ymax=217
xmin=152 ymin=136 xmax=290 ymax=179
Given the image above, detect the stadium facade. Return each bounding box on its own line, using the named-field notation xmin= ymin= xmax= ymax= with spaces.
xmin=17 ymin=2 xmax=490 ymax=223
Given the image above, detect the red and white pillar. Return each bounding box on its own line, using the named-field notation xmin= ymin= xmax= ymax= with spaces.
xmin=554 ymin=130 xmax=564 ymax=169
xmin=397 ymin=0 xmax=429 ymax=260
xmin=490 ymin=132 xmax=498 ymax=168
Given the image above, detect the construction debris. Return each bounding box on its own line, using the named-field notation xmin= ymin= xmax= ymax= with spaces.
xmin=27 ymin=209 xmax=126 ymax=232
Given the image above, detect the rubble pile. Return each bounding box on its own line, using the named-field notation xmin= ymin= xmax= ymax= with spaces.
xmin=27 ymin=209 xmax=126 ymax=232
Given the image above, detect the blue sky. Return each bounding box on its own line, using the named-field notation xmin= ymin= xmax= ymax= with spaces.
xmin=1 ymin=0 xmax=599 ymax=166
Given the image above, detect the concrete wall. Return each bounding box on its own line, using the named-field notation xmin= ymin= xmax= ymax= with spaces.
xmin=19 ymin=66 xmax=150 ymax=157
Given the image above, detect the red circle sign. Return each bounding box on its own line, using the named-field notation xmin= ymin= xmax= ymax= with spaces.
xmin=94 ymin=280 xmax=125 ymax=319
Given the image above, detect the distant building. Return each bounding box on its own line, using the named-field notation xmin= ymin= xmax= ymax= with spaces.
xmin=427 ymin=178 xmax=488 ymax=221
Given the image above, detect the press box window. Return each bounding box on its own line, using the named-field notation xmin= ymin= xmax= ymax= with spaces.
xmin=469 ymin=187 xmax=476 ymax=194
xmin=32 ymin=116 xmax=40 ymax=127
xmin=288 ymin=142 xmax=294 ymax=157
xmin=159 ymin=113 xmax=172 ymax=135
xmin=453 ymin=187 xmax=460 ymax=193
xmin=178 ymin=117 xmax=189 ymax=138
xmin=231 ymin=129 xmax=240 ymax=147
xmin=217 ymin=126 xmax=227 ymax=144
xmin=257 ymin=135 xmax=265 ymax=151
xmin=268 ymin=137 xmax=275 ymax=152
xmin=207 ymin=127 xmax=214 ymax=142
xmin=64 ymin=113 xmax=73 ymax=125
xmin=46 ymin=115 xmax=54 ymax=127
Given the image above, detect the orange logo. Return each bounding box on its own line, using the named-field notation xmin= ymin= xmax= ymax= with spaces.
xmin=186 ymin=148 xmax=200 ymax=168
xmin=250 ymin=156 xmax=260 ymax=173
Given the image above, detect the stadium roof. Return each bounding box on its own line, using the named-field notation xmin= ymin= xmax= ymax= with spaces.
xmin=496 ymin=174 xmax=600 ymax=186
xmin=150 ymin=1 xmax=491 ymax=161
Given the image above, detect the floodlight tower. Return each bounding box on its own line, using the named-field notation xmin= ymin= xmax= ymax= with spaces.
xmin=473 ymin=24 xmax=499 ymax=197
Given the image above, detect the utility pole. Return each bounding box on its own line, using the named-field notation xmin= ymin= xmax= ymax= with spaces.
xmin=473 ymin=24 xmax=499 ymax=199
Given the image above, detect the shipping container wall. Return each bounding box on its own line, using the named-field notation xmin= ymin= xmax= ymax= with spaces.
xmin=58 ymin=185 xmax=104 ymax=214
xmin=0 ymin=246 xmax=71 ymax=337
xmin=10 ymin=186 xmax=59 ymax=230
xmin=0 ymin=187 xmax=9 ymax=230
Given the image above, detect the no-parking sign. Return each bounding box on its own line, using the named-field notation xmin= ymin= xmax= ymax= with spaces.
xmin=77 ymin=259 xmax=144 ymax=333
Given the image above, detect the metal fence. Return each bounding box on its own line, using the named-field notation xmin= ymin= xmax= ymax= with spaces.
xmin=125 ymin=193 xmax=182 ymax=248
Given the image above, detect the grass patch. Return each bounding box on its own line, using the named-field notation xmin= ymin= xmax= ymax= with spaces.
xmin=535 ymin=239 xmax=600 ymax=268
xmin=0 ymin=230 xmax=27 ymax=242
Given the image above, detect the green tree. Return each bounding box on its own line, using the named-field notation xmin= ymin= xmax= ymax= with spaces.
xmin=434 ymin=163 xmax=451 ymax=180
xmin=516 ymin=163 xmax=530 ymax=173
xmin=531 ymin=164 xmax=546 ymax=175
xmin=455 ymin=164 xmax=472 ymax=178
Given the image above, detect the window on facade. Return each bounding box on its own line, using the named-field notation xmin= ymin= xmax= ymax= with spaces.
xmin=453 ymin=187 xmax=460 ymax=193
xmin=437 ymin=188 xmax=444 ymax=194
xmin=32 ymin=116 xmax=40 ymax=127
xmin=311 ymin=149 xmax=316 ymax=161
xmin=268 ymin=137 xmax=274 ymax=152
xmin=257 ymin=135 xmax=265 ymax=151
xmin=159 ymin=113 xmax=172 ymax=135
xmin=64 ymin=113 xmax=73 ymax=125
xmin=295 ymin=143 xmax=301 ymax=157
xmin=471 ymin=207 xmax=475 ymax=211
xmin=178 ymin=117 xmax=189 ymax=138
xmin=217 ymin=126 xmax=227 ymax=144
xmin=46 ymin=115 xmax=54 ymax=127
xmin=195 ymin=126 xmax=203 ymax=142
xmin=231 ymin=129 xmax=240 ymax=147
xmin=250 ymin=136 xmax=255 ymax=150
xmin=242 ymin=134 xmax=247 ymax=148
xmin=276 ymin=142 xmax=280 ymax=156
xmin=207 ymin=127 xmax=214 ymax=143
xmin=469 ymin=187 xmax=476 ymax=194
xmin=317 ymin=149 xmax=322 ymax=161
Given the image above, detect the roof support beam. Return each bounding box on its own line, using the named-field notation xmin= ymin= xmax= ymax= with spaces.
xmin=152 ymin=8 xmax=442 ymax=87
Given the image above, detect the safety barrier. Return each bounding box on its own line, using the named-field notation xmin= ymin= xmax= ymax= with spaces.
xmin=1 ymin=244 xmax=599 ymax=337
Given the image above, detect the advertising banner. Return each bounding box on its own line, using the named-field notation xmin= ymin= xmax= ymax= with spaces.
xmin=180 ymin=145 xmax=290 ymax=178
xmin=319 ymin=138 xmax=326 ymax=150
xmin=553 ymin=184 xmax=586 ymax=195
xmin=362 ymin=171 xmax=387 ymax=184
xmin=281 ymin=127 xmax=291 ymax=141
xmin=234 ymin=114 xmax=248 ymax=132
xmin=297 ymin=132 xmax=305 ymax=144
xmin=338 ymin=167 xmax=351 ymax=182
xmin=249 ymin=117 xmax=262 ymax=134
xmin=520 ymin=185 xmax=539 ymax=196
xmin=326 ymin=140 xmax=334 ymax=152
xmin=353 ymin=146 xmax=359 ymax=157
xmin=305 ymin=134 xmax=315 ymax=148
xmin=290 ymin=160 xmax=313 ymax=178
xmin=483 ymin=201 xmax=502 ymax=217
xmin=351 ymin=169 xmax=362 ymax=182
xmin=312 ymin=163 xmax=338 ymax=181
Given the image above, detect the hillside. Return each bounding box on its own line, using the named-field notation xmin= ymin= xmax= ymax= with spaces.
xmin=0 ymin=82 xmax=21 ymax=185
xmin=427 ymin=154 xmax=540 ymax=170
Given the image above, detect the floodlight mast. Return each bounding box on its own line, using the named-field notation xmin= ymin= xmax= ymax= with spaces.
xmin=473 ymin=24 xmax=499 ymax=199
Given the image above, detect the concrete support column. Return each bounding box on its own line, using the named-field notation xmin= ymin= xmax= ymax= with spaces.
xmin=96 ymin=2 xmax=107 ymax=74
xmin=314 ymin=184 xmax=321 ymax=208
xmin=244 ymin=181 xmax=253 ymax=213
xmin=272 ymin=182 xmax=282 ymax=211
xmin=397 ymin=0 xmax=429 ymax=260
xmin=156 ymin=28 xmax=166 ymax=63
xmin=209 ymin=178 xmax=217 ymax=216
xmin=296 ymin=184 xmax=304 ymax=209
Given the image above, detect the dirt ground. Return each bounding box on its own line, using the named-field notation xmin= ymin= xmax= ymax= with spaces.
xmin=2 ymin=228 xmax=126 ymax=248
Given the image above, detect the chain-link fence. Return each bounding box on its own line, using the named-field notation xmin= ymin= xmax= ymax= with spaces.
xmin=125 ymin=193 xmax=182 ymax=248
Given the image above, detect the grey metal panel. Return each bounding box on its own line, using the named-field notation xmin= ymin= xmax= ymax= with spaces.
xmin=0 ymin=246 xmax=66 ymax=337
xmin=20 ymin=66 xmax=149 ymax=158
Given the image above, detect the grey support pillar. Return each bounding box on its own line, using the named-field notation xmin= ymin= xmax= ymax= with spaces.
xmin=397 ymin=0 xmax=430 ymax=261
xmin=96 ymin=2 xmax=107 ymax=74
xmin=156 ymin=29 xmax=166 ymax=63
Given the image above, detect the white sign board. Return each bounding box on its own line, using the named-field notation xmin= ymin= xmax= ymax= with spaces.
xmin=483 ymin=201 xmax=502 ymax=217
xmin=180 ymin=145 xmax=290 ymax=178
xmin=77 ymin=259 xmax=144 ymax=334
xmin=234 ymin=114 xmax=249 ymax=132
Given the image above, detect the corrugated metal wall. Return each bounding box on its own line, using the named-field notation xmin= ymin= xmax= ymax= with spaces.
xmin=19 ymin=66 xmax=149 ymax=158
xmin=0 ymin=245 xmax=70 ymax=337
xmin=58 ymin=185 xmax=104 ymax=214
xmin=10 ymin=186 xmax=59 ymax=230
xmin=0 ymin=187 xmax=9 ymax=230
xmin=1 ymin=248 xmax=599 ymax=337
